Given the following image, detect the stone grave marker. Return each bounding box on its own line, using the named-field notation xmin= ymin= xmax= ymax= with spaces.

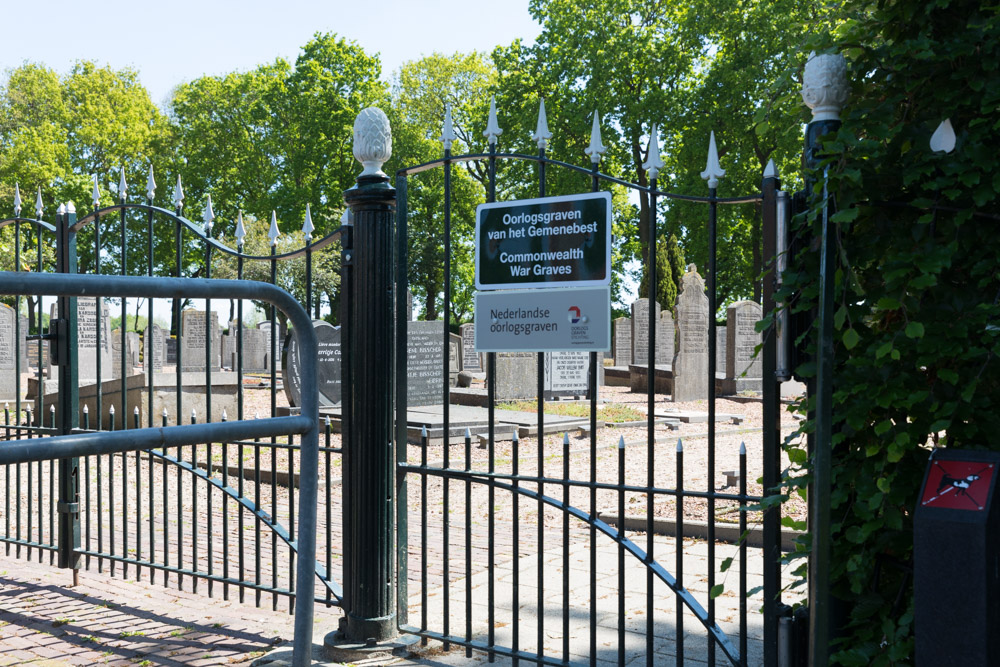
xmin=492 ymin=352 xmax=537 ymax=401
xmin=127 ymin=332 xmax=140 ymax=368
xmin=716 ymin=325 xmax=728 ymax=375
xmin=726 ymin=301 xmax=763 ymax=389
xmin=545 ymin=351 xmax=601 ymax=397
xmin=658 ymin=311 xmax=675 ymax=365
xmin=18 ymin=314 xmax=27 ymax=370
xmin=613 ymin=317 xmax=631 ymax=367
xmin=166 ymin=337 xmax=177 ymax=365
xmin=179 ymin=309 xmax=221 ymax=371
xmin=54 ymin=299 xmax=113 ymax=382
xmin=672 ymin=265 xmax=709 ymax=401
xmin=144 ymin=324 xmax=165 ymax=372
xmin=460 ymin=322 xmax=481 ymax=372
xmin=283 ymin=320 xmax=341 ymax=407
xmin=406 ymin=321 xmax=460 ymax=406
xmin=631 ymin=298 xmax=661 ymax=366
xmin=111 ymin=330 xmax=138 ymax=378
xmin=0 ymin=304 xmax=18 ymax=400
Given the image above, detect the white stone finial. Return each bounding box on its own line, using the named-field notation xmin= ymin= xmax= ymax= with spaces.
xmin=202 ymin=194 xmax=214 ymax=232
xmin=12 ymin=183 xmax=21 ymax=217
xmin=930 ymin=119 xmax=956 ymax=154
xmin=162 ymin=407 xmax=168 ymax=418
xmin=34 ymin=187 xmax=43 ymax=218
xmin=441 ymin=104 xmax=455 ymax=151
xmin=701 ymin=131 xmax=725 ymax=189
xmin=145 ymin=164 xmax=156 ymax=200
xmin=57 ymin=203 xmax=66 ymax=216
xmin=584 ymin=111 xmax=606 ymax=164
xmin=234 ymin=211 xmax=246 ymax=246
xmin=172 ymin=175 xmax=184 ymax=209
xmin=340 ymin=209 xmax=352 ymax=226
xmin=531 ymin=99 xmax=552 ymax=150
xmin=268 ymin=211 xmax=280 ymax=246
xmin=302 ymin=204 xmax=314 ymax=240
xmin=109 ymin=404 xmax=115 ymax=416
xmin=801 ymin=52 xmax=849 ymax=122
xmin=642 ymin=124 xmax=663 ymax=180
xmin=118 ymin=167 xmax=128 ymax=203
xmin=484 ymin=96 xmax=502 ymax=146
xmin=91 ymin=175 xmax=101 ymax=207
xmin=763 ymin=158 xmax=778 ymax=179
xmin=352 ymin=107 xmax=392 ymax=178
xmin=66 ymin=202 xmax=76 ymax=214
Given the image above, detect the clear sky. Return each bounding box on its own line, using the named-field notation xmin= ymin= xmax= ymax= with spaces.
xmin=1 ymin=0 xmax=541 ymax=108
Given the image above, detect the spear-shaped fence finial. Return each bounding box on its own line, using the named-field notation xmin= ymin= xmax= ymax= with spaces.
xmin=642 ymin=124 xmax=663 ymax=180
xmin=268 ymin=211 xmax=280 ymax=247
xmin=302 ymin=204 xmax=314 ymax=241
xmin=701 ymin=130 xmax=725 ymax=189
xmin=441 ymin=104 xmax=455 ymax=151
xmin=584 ymin=110 xmax=606 ymax=164
xmin=235 ymin=211 xmax=246 ymax=246
xmin=118 ymin=167 xmax=128 ymax=203
xmin=763 ymin=158 xmax=778 ymax=179
xmin=484 ymin=96 xmax=502 ymax=146
xmin=12 ymin=183 xmax=21 ymax=217
xmin=532 ymin=99 xmax=552 ymax=150
xmin=91 ymin=175 xmax=101 ymax=207
xmin=146 ymin=164 xmax=156 ymax=200
xmin=57 ymin=203 xmax=66 ymax=216
xmin=202 ymin=194 xmax=214 ymax=232
xmin=172 ymin=175 xmax=184 ymax=210
xmin=35 ymin=186 xmax=43 ymax=218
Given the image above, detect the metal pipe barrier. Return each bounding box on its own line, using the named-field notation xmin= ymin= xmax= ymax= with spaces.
xmin=0 ymin=271 xmax=320 ymax=667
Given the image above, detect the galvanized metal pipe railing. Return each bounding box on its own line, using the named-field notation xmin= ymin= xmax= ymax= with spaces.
xmin=0 ymin=271 xmax=320 ymax=667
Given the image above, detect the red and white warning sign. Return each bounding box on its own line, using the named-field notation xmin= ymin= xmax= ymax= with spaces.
xmin=920 ymin=459 xmax=996 ymax=511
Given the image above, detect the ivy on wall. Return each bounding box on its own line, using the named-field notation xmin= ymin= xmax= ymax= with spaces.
xmin=780 ymin=2 xmax=1000 ymax=664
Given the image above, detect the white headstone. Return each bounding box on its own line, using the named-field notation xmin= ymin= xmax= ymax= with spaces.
xmin=672 ymin=266 xmax=709 ymax=401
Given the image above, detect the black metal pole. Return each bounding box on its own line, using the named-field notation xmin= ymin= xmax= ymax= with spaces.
xmin=56 ymin=204 xmax=80 ymax=575
xmin=343 ymin=116 xmax=397 ymax=642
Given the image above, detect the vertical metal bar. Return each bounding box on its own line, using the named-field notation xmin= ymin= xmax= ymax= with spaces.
xmin=174 ymin=202 xmax=184 ymax=590
xmin=4 ymin=406 xmax=9 ymax=555
xmin=536 ymin=145 xmax=546 ymax=664
xmin=118 ymin=196 xmax=128 ymax=587
xmin=676 ymin=438 xmax=684 ymax=666
xmin=486 ymin=141 xmax=497 ymax=665
xmin=707 ymin=186 xmax=718 ymax=666
xmin=464 ymin=428 xmax=472 ymax=656
xmin=109 ymin=406 xmax=116 ymax=576
xmin=421 ymin=428 xmax=428 ymax=641
xmin=191 ymin=408 xmax=198 ymax=592
xmin=146 ymin=195 xmax=155 ymax=584
xmin=222 ymin=407 xmax=230 ymax=601
xmin=512 ymin=428 xmax=520 ymax=667
xmin=340 ymin=215 xmax=353 ymax=616
xmin=810 ymin=167 xmax=835 ymax=667
xmin=237 ymin=244 xmax=245 ymax=603
xmin=254 ymin=424 xmax=262 ymax=607
xmin=618 ymin=436 xmax=625 ymax=666
xmin=395 ymin=175 xmax=409 ymax=626
xmin=84 ymin=407 xmax=90 ymax=569
xmin=57 ymin=204 xmax=81 ymax=576
xmin=134 ymin=407 xmax=141 ymax=577
xmin=739 ymin=441 xmax=748 ymax=666
xmin=589 ymin=161 xmax=599 ymax=667
xmin=761 ymin=165 xmax=782 ymax=667
xmin=205 ymin=239 xmax=214 ymax=598
xmin=442 ymin=148 xmax=452 ymax=650
xmin=161 ymin=408 xmax=168 ymax=586
xmin=270 ymin=243 xmax=278 ymax=611
xmin=647 ymin=177 xmax=658 ymax=666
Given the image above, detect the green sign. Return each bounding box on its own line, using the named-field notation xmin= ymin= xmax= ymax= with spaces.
xmin=475 ymin=192 xmax=612 ymax=290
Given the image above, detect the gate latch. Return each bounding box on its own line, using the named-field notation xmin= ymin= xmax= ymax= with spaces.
xmin=48 ymin=318 xmax=67 ymax=366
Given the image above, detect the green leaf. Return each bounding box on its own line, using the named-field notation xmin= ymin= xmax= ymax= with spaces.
xmin=709 ymin=584 xmax=725 ymax=599
xmin=937 ymin=368 xmax=959 ymax=385
xmin=905 ymin=322 xmax=925 ymax=339
xmin=843 ymin=328 xmax=860 ymax=349
xmin=720 ymin=557 xmax=733 ymax=573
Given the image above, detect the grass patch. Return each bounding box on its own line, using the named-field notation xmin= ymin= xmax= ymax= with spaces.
xmin=497 ymin=401 xmax=644 ymax=423
xmin=52 ymin=618 xmax=73 ymax=627
xmin=120 ymin=630 xmax=145 ymax=638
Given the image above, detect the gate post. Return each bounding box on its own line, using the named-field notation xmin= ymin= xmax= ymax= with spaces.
xmin=55 ymin=203 xmax=81 ymax=575
xmin=342 ymin=108 xmax=397 ymax=642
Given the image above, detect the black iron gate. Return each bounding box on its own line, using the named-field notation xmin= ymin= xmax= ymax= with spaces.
xmin=393 ymin=106 xmax=787 ymax=666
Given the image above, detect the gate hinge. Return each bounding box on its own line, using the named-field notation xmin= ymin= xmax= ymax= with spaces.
xmin=48 ymin=319 xmax=67 ymax=366
xmin=57 ymin=501 xmax=79 ymax=514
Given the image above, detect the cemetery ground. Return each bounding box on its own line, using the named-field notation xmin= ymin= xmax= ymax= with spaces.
xmin=0 ymin=384 xmax=803 ymax=665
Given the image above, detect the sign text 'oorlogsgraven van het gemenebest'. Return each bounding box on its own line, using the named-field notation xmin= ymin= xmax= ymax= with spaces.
xmin=475 ymin=191 xmax=612 ymax=290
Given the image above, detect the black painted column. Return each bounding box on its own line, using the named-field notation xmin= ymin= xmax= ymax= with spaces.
xmin=343 ymin=108 xmax=397 ymax=642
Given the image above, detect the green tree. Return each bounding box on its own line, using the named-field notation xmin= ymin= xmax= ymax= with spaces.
xmin=637 ymin=233 xmax=685 ymax=314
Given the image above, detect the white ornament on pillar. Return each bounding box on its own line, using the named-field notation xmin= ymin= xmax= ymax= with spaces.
xmin=353 ymin=107 xmax=393 ymax=178
xmin=801 ymin=52 xmax=849 ymax=122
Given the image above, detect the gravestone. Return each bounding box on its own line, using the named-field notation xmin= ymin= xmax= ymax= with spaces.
xmin=111 ymin=330 xmax=138 ymax=378
xmin=283 ymin=320 xmax=342 ymax=407
xmin=716 ymin=325 xmax=728 ymax=375
xmin=57 ymin=299 xmax=113 ymax=382
xmin=631 ymin=299 xmax=661 ymax=366
xmin=545 ymin=351 xmax=602 ymax=398
xmin=613 ymin=317 xmax=632 ymax=367
xmin=179 ymin=309 xmax=221 ymax=371
xmin=222 ymin=332 xmax=235 ymax=369
xmin=406 ymin=321 xmax=460 ymax=406
xmin=460 ymin=322 xmax=481 ymax=372
xmin=726 ymin=301 xmax=763 ymax=390
xmin=0 ymin=304 xmax=19 ymax=400
xmin=658 ymin=311 xmax=675 ymax=365
xmin=672 ymin=265 xmax=709 ymax=401
xmin=166 ymin=337 xmax=177 ymax=365
xmin=126 ymin=332 xmax=140 ymax=368
xmin=258 ymin=321 xmax=283 ymax=371
xmin=492 ymin=352 xmax=537 ymax=401
xmin=18 ymin=314 xmax=28 ymax=370
xmin=407 ymin=290 xmax=414 ymax=322
xmin=144 ymin=324 xmax=165 ymax=372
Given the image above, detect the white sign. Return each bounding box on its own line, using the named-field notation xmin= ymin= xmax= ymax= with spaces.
xmin=474 ymin=286 xmax=610 ymax=352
